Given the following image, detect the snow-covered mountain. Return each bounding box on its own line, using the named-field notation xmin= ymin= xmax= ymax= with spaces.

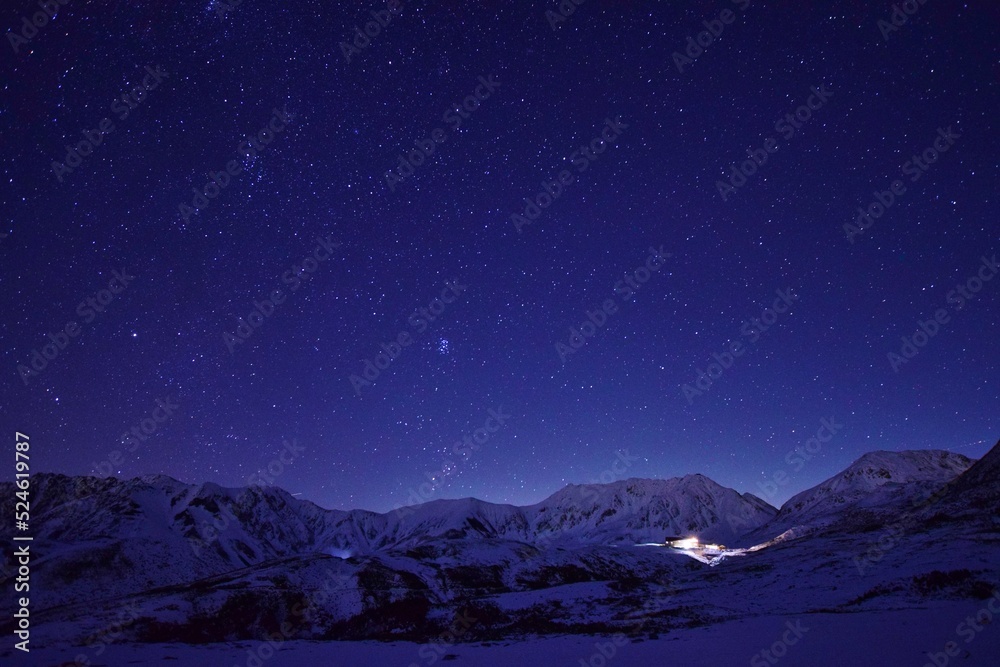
xmin=0 ymin=469 xmax=774 ymax=609
xmin=945 ymin=438 xmax=1000 ymax=500
xmin=9 ymin=469 xmax=779 ymax=554
xmin=2 ymin=443 xmax=997 ymax=649
xmin=524 ymin=474 xmax=775 ymax=546
xmin=319 ymin=474 xmax=778 ymax=553
xmin=740 ymin=450 xmax=975 ymax=543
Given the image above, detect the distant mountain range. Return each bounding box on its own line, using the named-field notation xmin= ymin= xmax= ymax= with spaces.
xmin=2 ymin=441 xmax=997 ymax=646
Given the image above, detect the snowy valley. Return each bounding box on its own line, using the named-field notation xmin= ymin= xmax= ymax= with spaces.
xmin=2 ymin=443 xmax=998 ymax=666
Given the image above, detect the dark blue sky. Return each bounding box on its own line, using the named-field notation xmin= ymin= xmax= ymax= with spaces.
xmin=2 ymin=0 xmax=997 ymax=511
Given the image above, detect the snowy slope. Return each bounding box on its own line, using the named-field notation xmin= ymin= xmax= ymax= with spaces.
xmin=313 ymin=476 xmax=777 ymax=553
xmin=946 ymin=438 xmax=1000 ymax=500
xmin=0 ymin=469 xmax=773 ymax=611
xmin=741 ymin=450 xmax=974 ymax=543
xmin=13 ymin=608 xmax=1000 ymax=667
xmin=2 ymin=468 xmax=777 ymax=561
xmin=525 ymin=474 xmax=775 ymax=546
xmin=2 ymin=444 xmax=997 ymax=650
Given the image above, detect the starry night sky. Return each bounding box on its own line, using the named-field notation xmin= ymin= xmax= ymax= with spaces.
xmin=2 ymin=0 xmax=997 ymax=512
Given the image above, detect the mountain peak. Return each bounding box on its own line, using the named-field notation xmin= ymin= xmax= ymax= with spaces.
xmin=752 ymin=449 xmax=975 ymax=540
xmin=841 ymin=449 xmax=974 ymax=485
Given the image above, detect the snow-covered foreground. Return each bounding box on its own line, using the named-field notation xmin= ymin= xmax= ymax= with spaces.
xmin=4 ymin=446 xmax=997 ymax=661
xmin=17 ymin=604 xmax=1000 ymax=667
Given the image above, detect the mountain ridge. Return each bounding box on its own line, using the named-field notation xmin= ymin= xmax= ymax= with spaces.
xmin=6 ymin=447 xmax=979 ymax=570
xmin=2 ymin=442 xmax=997 ymax=647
